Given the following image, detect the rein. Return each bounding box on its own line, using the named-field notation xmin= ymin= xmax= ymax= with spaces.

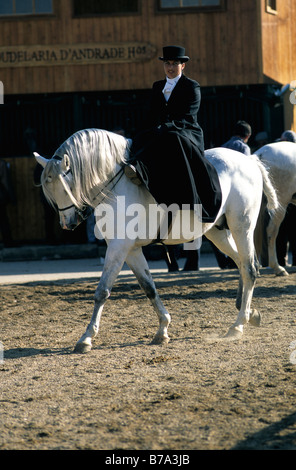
xmin=91 ymin=166 xmax=125 ymax=206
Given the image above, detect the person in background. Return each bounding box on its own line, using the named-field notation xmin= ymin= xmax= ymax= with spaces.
xmin=252 ymin=131 xmax=269 ymax=152
xmin=222 ymin=120 xmax=252 ymax=155
xmin=280 ymin=130 xmax=296 ymax=143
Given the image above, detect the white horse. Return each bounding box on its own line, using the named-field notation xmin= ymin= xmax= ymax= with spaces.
xmin=34 ymin=129 xmax=278 ymax=352
xmin=255 ymin=141 xmax=296 ymax=276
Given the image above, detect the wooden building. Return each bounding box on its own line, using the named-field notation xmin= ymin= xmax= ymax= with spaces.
xmin=0 ymin=0 xmax=296 ymax=244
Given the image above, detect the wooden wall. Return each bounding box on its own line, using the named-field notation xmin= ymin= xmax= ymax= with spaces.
xmin=1 ymin=157 xmax=47 ymax=243
xmin=0 ymin=0 xmax=264 ymax=95
xmin=2 ymin=1 xmax=296 ymax=94
xmin=0 ymin=156 xmax=87 ymax=244
xmin=1 ymin=0 xmax=295 ymax=244
xmin=261 ymin=0 xmax=296 ymax=86
xmin=261 ymin=0 xmax=296 ymax=132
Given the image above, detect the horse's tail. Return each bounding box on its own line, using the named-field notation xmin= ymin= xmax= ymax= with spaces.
xmin=252 ymin=154 xmax=280 ymax=262
xmin=253 ymin=155 xmax=279 ymax=213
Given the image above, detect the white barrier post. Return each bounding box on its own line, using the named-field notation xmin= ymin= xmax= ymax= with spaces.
xmin=0 ymin=81 xmax=3 ymax=104
xmin=0 ymin=341 xmax=4 ymax=365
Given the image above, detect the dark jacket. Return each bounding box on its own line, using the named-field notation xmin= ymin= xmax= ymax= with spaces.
xmin=147 ymin=74 xmax=204 ymax=152
xmin=133 ymin=74 xmax=221 ymax=221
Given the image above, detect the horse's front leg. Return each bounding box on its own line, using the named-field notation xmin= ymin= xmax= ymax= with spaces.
xmin=74 ymin=283 xmax=109 ymax=353
xmin=126 ymin=247 xmax=171 ymax=344
xmin=74 ymin=242 xmax=129 ymax=353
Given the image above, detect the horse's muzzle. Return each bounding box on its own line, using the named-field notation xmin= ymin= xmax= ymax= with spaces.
xmin=60 ymin=205 xmax=93 ymax=230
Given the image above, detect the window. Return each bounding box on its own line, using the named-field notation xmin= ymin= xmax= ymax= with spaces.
xmin=0 ymin=0 xmax=53 ymax=15
xmin=158 ymin=0 xmax=223 ymax=10
xmin=266 ymin=0 xmax=277 ymax=14
xmin=73 ymin=0 xmax=139 ymax=16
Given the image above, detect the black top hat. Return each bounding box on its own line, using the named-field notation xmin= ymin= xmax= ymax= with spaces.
xmin=159 ymin=45 xmax=190 ymax=62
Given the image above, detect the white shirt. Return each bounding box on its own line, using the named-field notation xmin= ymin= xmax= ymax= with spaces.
xmin=162 ymin=73 xmax=182 ymax=101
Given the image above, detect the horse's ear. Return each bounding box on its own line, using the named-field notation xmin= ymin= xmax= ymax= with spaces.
xmin=34 ymin=152 xmax=48 ymax=168
xmin=61 ymin=154 xmax=71 ymax=172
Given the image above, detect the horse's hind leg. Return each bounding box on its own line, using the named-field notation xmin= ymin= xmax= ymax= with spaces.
xmin=226 ymin=228 xmax=260 ymax=338
xmin=236 ymin=253 xmax=260 ymax=310
xmin=206 ymin=226 xmax=259 ymax=337
xmin=126 ymin=247 xmax=171 ymax=344
xmin=205 ymin=226 xmax=240 ymax=268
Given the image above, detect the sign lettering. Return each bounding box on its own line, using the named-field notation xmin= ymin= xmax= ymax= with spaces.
xmin=0 ymin=42 xmax=156 ymax=68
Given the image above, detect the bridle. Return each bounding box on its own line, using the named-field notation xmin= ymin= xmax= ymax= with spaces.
xmin=91 ymin=165 xmax=125 ymax=205
xmin=51 ymin=155 xmax=81 ymax=216
xmin=51 ymin=155 xmax=125 ymax=221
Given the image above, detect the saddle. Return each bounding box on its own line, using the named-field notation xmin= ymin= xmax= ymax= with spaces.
xmin=126 ymin=131 xmax=222 ymax=223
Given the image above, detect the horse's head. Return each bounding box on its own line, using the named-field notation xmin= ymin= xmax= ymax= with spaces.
xmin=34 ymin=152 xmax=92 ymax=230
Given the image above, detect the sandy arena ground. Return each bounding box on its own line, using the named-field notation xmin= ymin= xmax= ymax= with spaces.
xmin=1 ymin=265 xmax=296 ymax=450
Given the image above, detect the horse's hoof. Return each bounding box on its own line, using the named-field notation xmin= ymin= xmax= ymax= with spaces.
xmin=224 ymin=327 xmax=243 ymax=339
xmin=276 ymin=269 xmax=289 ymax=277
xmin=249 ymin=309 xmax=261 ymax=327
xmin=150 ymin=335 xmax=170 ymax=345
xmin=73 ymin=342 xmax=92 ymax=354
